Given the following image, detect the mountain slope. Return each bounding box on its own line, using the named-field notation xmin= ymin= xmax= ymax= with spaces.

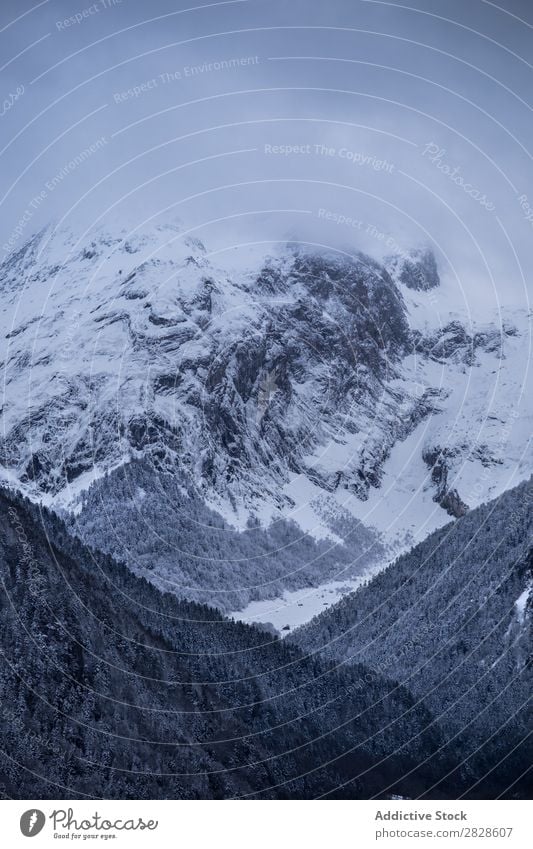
xmin=0 ymin=485 xmax=465 ymax=800
xmin=0 ymin=223 xmax=422 ymax=517
xmin=292 ymin=478 xmax=533 ymax=796
xmin=66 ymin=459 xmax=382 ymax=612
xmin=0 ymin=221 xmax=531 ymax=615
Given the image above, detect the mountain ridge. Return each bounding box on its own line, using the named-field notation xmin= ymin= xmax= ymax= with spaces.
xmin=0 ymin=220 xmax=530 ymax=617
xmin=291 ymin=477 xmax=533 ymax=792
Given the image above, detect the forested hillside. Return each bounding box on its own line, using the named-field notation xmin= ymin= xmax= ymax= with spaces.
xmin=67 ymin=459 xmax=381 ymax=611
xmin=0 ymin=485 xmax=459 ymax=800
xmin=293 ymin=479 xmax=533 ymax=797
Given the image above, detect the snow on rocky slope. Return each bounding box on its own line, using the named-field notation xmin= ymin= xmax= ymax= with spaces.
xmin=0 ymin=220 xmax=530 ymax=622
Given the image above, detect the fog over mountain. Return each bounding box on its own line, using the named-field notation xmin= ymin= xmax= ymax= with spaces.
xmin=1 ymin=0 xmax=533 ymax=306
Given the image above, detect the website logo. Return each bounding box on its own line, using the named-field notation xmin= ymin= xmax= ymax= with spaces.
xmin=20 ymin=809 xmax=46 ymax=837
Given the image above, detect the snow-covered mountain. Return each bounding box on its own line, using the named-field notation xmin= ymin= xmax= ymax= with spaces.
xmin=0 ymin=220 xmax=531 ymax=616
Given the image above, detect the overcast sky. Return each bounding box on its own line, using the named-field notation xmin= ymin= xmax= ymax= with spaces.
xmin=1 ymin=0 xmax=532 ymax=311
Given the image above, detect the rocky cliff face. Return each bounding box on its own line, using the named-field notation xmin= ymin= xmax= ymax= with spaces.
xmin=385 ymin=247 xmax=440 ymax=291
xmin=0 ymin=221 xmax=530 ymax=560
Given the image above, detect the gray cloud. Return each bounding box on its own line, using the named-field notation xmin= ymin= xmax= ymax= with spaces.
xmin=1 ymin=0 xmax=532 ymax=310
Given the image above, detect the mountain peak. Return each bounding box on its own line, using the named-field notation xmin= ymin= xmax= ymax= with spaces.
xmin=385 ymin=247 xmax=440 ymax=291
xmin=0 ymin=221 xmax=530 ymax=588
